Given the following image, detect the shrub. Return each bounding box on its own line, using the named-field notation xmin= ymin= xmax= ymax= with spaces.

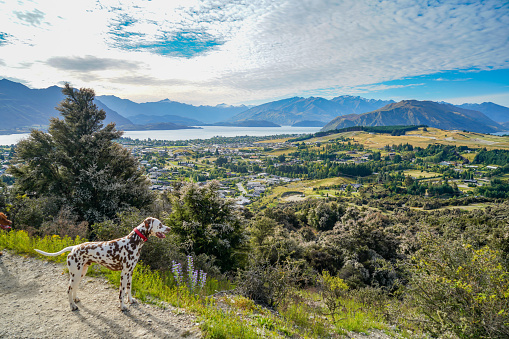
xmin=319 ymin=270 xmax=349 ymax=321
xmin=235 ymin=258 xmax=298 ymax=308
xmin=407 ymin=233 xmax=509 ymax=338
xmin=165 ymin=181 xmax=248 ymax=272
xmin=40 ymin=206 xmax=89 ymax=239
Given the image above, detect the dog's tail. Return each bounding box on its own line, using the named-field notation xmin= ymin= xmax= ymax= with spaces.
xmin=34 ymin=246 xmax=75 ymax=256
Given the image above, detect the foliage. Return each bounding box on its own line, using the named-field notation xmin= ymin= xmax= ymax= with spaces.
xmin=407 ymin=234 xmax=509 ymax=338
xmin=171 ymin=255 xmax=207 ymax=294
xmin=235 ymin=258 xmax=298 ymax=308
xmin=8 ymin=83 xmax=153 ymax=226
xmin=473 ymin=148 xmax=509 ymax=166
xmin=475 ymin=178 xmax=509 ymax=198
xmin=319 ymin=270 xmax=349 ymax=321
xmin=307 ymin=201 xmax=344 ymax=231
xmin=165 ymin=181 xmax=248 ymax=272
xmin=248 ymin=216 xmax=304 ymax=268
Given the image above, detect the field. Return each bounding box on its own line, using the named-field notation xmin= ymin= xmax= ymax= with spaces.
xmin=255 ymin=176 xmax=354 ymax=207
xmin=403 ymin=169 xmax=442 ymax=179
xmin=312 ymin=127 xmax=509 ymax=150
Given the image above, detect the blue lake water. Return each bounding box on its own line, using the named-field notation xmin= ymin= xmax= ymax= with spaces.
xmin=0 ymin=126 xmax=322 ymax=145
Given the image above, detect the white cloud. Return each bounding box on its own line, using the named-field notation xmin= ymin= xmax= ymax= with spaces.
xmin=0 ymin=0 xmax=507 ymax=105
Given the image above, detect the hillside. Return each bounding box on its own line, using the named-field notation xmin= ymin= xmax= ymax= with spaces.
xmin=0 ymin=79 xmax=132 ymax=132
xmin=322 ymin=100 xmax=505 ymax=134
xmin=230 ymin=96 xmax=393 ymax=126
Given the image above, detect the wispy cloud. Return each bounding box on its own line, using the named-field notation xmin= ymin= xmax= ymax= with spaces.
xmin=46 ymin=56 xmax=141 ymax=72
xmin=434 ymin=77 xmax=473 ymax=82
xmin=0 ymin=0 xmax=507 ymax=105
xmin=14 ymin=8 xmax=46 ymax=27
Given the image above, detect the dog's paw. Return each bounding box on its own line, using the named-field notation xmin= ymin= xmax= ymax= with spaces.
xmin=70 ymin=303 xmax=79 ymax=311
xmin=120 ymin=304 xmax=129 ymax=312
xmin=129 ymin=298 xmax=137 ymax=305
xmin=74 ymin=297 xmax=80 ymax=303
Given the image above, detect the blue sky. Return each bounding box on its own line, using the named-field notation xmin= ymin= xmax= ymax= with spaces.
xmin=0 ymin=0 xmax=508 ymax=107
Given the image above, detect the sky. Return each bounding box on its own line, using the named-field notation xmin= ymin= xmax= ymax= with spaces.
xmin=0 ymin=0 xmax=508 ymax=107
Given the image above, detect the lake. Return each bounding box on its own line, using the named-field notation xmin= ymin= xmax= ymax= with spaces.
xmin=0 ymin=126 xmax=322 ymax=145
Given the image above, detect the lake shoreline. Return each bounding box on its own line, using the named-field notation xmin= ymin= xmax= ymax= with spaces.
xmin=0 ymin=126 xmax=322 ymax=145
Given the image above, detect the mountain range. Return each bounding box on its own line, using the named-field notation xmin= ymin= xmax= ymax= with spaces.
xmin=322 ymin=100 xmax=505 ymax=134
xmin=1 ymin=78 xmax=509 ymax=134
xmin=0 ymin=79 xmax=131 ymax=131
xmin=228 ymin=96 xmax=394 ymax=126
xmin=96 ymin=95 xmax=250 ymax=124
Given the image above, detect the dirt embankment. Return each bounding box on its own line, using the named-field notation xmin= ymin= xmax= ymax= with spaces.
xmin=0 ymin=251 xmax=201 ymax=338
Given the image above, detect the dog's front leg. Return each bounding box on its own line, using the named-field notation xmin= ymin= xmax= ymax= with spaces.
xmin=119 ymin=269 xmax=130 ymax=311
xmin=126 ymin=270 xmax=137 ymax=305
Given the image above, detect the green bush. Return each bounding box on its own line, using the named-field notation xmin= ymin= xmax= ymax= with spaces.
xmin=319 ymin=270 xmax=349 ymax=321
xmin=407 ymin=233 xmax=509 ymax=338
xmin=235 ymin=258 xmax=298 ymax=308
xmin=164 ymin=181 xmax=248 ymax=272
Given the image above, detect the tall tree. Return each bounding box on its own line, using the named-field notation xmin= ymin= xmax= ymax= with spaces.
xmin=9 ymin=83 xmax=152 ymax=225
xmin=165 ymin=181 xmax=248 ymax=272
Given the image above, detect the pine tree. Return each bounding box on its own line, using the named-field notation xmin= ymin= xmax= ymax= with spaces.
xmin=10 ymin=83 xmax=152 ymax=225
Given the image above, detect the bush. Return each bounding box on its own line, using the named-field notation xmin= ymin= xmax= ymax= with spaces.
xmin=318 ymin=270 xmax=349 ymax=321
xmin=407 ymin=233 xmax=509 ymax=338
xmin=235 ymin=258 xmax=298 ymax=308
xmin=164 ymin=181 xmax=248 ymax=272
xmin=40 ymin=206 xmax=89 ymax=239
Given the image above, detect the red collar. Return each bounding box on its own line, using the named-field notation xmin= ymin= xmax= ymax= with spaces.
xmin=134 ymin=228 xmax=148 ymax=242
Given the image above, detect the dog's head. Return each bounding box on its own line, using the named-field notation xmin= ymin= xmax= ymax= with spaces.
xmin=144 ymin=217 xmax=170 ymax=239
xmin=0 ymin=212 xmax=12 ymax=230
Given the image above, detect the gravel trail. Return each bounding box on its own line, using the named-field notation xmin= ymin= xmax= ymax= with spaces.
xmin=0 ymin=251 xmax=201 ymax=339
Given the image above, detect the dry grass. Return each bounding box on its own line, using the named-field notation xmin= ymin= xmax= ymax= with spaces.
xmin=403 ymin=169 xmax=442 ymax=179
xmin=312 ymin=127 xmax=509 ymax=151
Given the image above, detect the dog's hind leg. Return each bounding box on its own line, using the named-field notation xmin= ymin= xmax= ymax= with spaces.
xmin=67 ymin=259 xmax=85 ymax=310
xmin=73 ymin=263 xmax=89 ymax=303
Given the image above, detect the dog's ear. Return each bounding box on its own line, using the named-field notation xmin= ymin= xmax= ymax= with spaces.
xmin=144 ymin=217 xmax=153 ymax=229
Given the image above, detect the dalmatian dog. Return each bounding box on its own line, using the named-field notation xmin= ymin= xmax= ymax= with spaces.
xmin=34 ymin=217 xmax=170 ymax=311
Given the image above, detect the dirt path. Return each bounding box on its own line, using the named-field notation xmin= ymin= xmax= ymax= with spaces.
xmin=0 ymin=251 xmax=201 ymax=339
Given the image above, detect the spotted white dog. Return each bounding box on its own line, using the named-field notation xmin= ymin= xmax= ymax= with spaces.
xmin=35 ymin=217 xmax=170 ymax=311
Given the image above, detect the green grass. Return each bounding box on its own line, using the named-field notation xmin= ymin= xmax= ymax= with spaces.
xmin=333 ymin=297 xmax=388 ymax=334
xmin=1 ymin=229 xmax=401 ymax=338
xmin=0 ymin=229 xmax=86 ymax=263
